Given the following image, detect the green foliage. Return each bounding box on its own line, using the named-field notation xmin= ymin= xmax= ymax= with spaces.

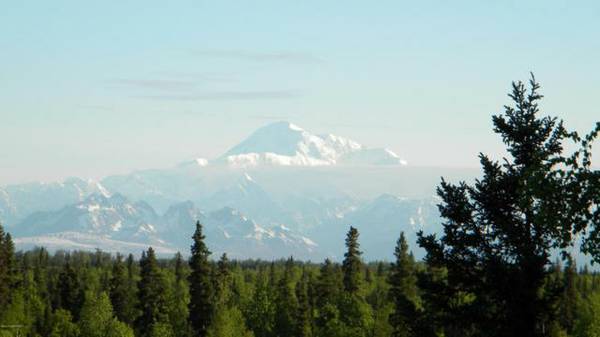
xmin=418 ymin=75 xmax=600 ymax=337
xmin=149 ymin=322 xmax=176 ymax=337
xmin=388 ymin=232 xmax=418 ymax=337
xmin=207 ymin=306 xmax=254 ymax=337
xmin=137 ymin=248 xmax=172 ymax=337
xmin=343 ymin=226 xmax=363 ymax=294
xmin=274 ymin=257 xmax=299 ymax=336
xmin=188 ymin=221 xmax=214 ymax=337
xmin=79 ymin=291 xmax=134 ymax=337
xmin=111 ymin=253 xmax=132 ymax=323
xmin=170 ymin=252 xmax=191 ymax=337
xmin=295 ymin=271 xmax=312 ymax=337
xmin=0 ymin=223 xmax=16 ymax=317
xmin=574 ymin=292 xmax=600 ymax=337
xmin=49 ymin=309 xmax=79 ymax=337
xmin=58 ymin=257 xmax=83 ymax=318
xmin=245 ymin=269 xmax=275 ymax=337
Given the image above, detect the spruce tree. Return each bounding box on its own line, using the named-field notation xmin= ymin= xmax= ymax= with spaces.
xmin=137 ymin=247 xmax=172 ymax=337
xmin=246 ymin=267 xmax=275 ymax=337
xmin=340 ymin=228 xmax=374 ymax=336
xmin=124 ymin=253 xmax=140 ymax=325
xmin=274 ymin=257 xmax=298 ymax=337
xmin=417 ymin=75 xmax=600 ymax=337
xmin=559 ymin=256 xmax=579 ymax=334
xmin=188 ymin=221 xmax=214 ymax=337
xmin=315 ymin=258 xmax=340 ymax=309
xmin=295 ymin=270 xmax=312 ymax=337
xmin=388 ymin=232 xmax=418 ymax=337
xmin=110 ymin=253 xmax=129 ymax=323
xmin=79 ymin=291 xmax=134 ymax=337
xmin=0 ymin=224 xmax=16 ymax=316
xmin=57 ymin=256 xmax=82 ymax=318
xmin=171 ymin=252 xmax=191 ymax=337
xmin=214 ymin=253 xmax=230 ymax=305
xmin=342 ymin=226 xmax=363 ymax=294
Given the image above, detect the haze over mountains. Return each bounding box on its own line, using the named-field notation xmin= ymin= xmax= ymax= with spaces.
xmin=1 ymin=122 xmax=475 ymax=260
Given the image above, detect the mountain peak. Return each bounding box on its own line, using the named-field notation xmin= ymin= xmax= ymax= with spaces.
xmin=218 ymin=122 xmax=406 ymax=168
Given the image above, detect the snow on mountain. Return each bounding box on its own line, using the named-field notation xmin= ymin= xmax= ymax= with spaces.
xmin=203 ymin=172 xmax=287 ymax=225
xmin=306 ymin=194 xmax=440 ymax=260
xmin=218 ymin=121 xmax=406 ymax=167
xmin=0 ymin=177 xmax=111 ymax=227
xmin=13 ymin=194 xmax=319 ymax=259
xmin=203 ymin=206 xmax=318 ymax=260
xmin=14 ymin=193 xmax=162 ymax=245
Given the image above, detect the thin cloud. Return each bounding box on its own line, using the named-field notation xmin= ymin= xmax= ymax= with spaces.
xmin=109 ymin=79 xmax=197 ymax=91
xmin=138 ymin=90 xmax=302 ymax=101
xmin=191 ymin=49 xmax=323 ymax=64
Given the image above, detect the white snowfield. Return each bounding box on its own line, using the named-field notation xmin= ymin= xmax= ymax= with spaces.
xmin=216 ymin=121 xmax=407 ymax=168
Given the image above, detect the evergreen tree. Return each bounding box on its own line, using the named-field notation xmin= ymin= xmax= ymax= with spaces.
xmin=559 ymin=256 xmax=579 ymax=334
xmin=171 ymin=252 xmax=191 ymax=337
xmin=246 ymin=268 xmax=275 ymax=337
xmin=274 ymin=257 xmax=298 ymax=337
xmin=110 ymin=253 xmax=130 ymax=323
xmin=315 ymin=258 xmax=340 ymax=309
xmin=49 ymin=309 xmax=79 ymax=337
xmin=214 ymin=253 xmax=231 ymax=305
xmin=388 ymin=232 xmax=418 ymax=337
xmin=295 ymin=270 xmax=312 ymax=337
xmin=123 ymin=253 xmax=140 ymax=325
xmin=207 ymin=306 xmax=254 ymax=337
xmin=57 ymin=256 xmax=82 ymax=318
xmin=0 ymin=224 xmax=16 ymax=317
xmin=188 ymin=221 xmax=214 ymax=337
xmin=137 ymin=247 xmax=172 ymax=337
xmin=342 ymin=226 xmax=363 ymax=295
xmin=417 ymin=75 xmax=600 ymax=337
xmin=79 ymin=291 xmax=134 ymax=337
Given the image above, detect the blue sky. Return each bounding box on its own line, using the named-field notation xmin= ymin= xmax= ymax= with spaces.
xmin=1 ymin=0 xmax=599 ymax=183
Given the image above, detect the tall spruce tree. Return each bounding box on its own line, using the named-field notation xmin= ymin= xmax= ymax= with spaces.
xmin=559 ymin=256 xmax=579 ymax=334
xmin=315 ymin=258 xmax=340 ymax=309
xmin=171 ymin=252 xmax=191 ymax=337
xmin=342 ymin=226 xmax=363 ymax=294
xmin=137 ymin=247 xmax=172 ymax=337
xmin=417 ymin=74 xmax=600 ymax=337
xmin=188 ymin=221 xmax=214 ymax=337
xmin=109 ymin=253 xmax=129 ymax=323
xmin=57 ymin=256 xmax=82 ymax=318
xmin=124 ymin=253 xmax=140 ymax=325
xmin=295 ymin=270 xmax=312 ymax=337
xmin=214 ymin=253 xmax=230 ymax=305
xmin=274 ymin=257 xmax=298 ymax=337
xmin=0 ymin=224 xmax=16 ymax=316
xmin=388 ymin=232 xmax=418 ymax=337
xmin=246 ymin=267 xmax=275 ymax=337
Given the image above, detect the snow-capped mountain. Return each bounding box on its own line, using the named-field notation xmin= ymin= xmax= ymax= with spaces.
xmin=1 ymin=122 xmax=461 ymax=260
xmin=202 ymin=207 xmax=318 ymax=260
xmin=12 ymin=194 xmax=320 ymax=259
xmin=158 ymin=200 xmax=318 ymax=259
xmin=0 ymin=177 xmax=110 ymax=227
xmin=14 ymin=193 xmax=162 ymax=243
xmin=202 ymin=173 xmax=288 ymax=225
xmin=218 ymin=121 xmax=407 ymax=167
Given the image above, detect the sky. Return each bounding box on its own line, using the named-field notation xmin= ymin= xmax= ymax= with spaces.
xmin=1 ymin=0 xmax=600 ymax=184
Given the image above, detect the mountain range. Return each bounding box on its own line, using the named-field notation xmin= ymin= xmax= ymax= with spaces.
xmin=1 ymin=122 xmax=459 ymax=260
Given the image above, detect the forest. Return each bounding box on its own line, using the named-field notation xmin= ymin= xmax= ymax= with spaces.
xmin=1 ymin=76 xmax=600 ymax=337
